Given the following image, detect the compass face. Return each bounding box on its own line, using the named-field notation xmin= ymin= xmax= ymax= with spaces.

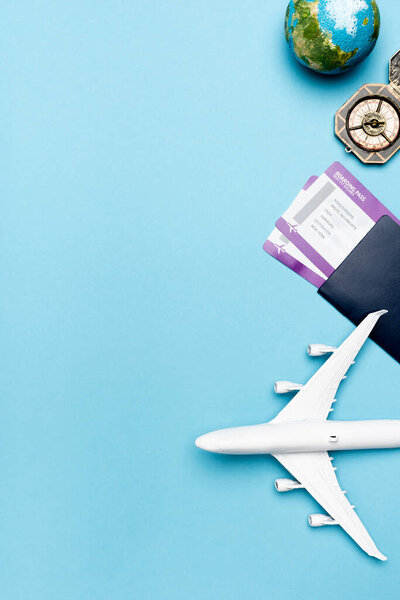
xmin=346 ymin=96 xmax=400 ymax=152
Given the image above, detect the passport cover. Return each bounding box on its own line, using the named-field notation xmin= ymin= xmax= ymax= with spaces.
xmin=318 ymin=215 xmax=400 ymax=363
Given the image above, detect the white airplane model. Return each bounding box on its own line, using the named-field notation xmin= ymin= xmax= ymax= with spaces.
xmin=195 ymin=310 xmax=399 ymax=561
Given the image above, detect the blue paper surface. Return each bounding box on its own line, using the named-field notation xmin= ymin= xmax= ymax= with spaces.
xmin=1 ymin=1 xmax=400 ymax=598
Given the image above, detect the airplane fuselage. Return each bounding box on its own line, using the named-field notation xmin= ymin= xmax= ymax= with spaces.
xmin=195 ymin=419 xmax=400 ymax=455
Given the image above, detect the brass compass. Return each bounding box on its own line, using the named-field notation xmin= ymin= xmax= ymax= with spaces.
xmin=335 ymin=50 xmax=400 ymax=164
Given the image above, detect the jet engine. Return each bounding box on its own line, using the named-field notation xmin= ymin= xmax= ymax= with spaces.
xmin=307 ymin=344 xmax=337 ymax=357
xmin=274 ymin=478 xmax=304 ymax=492
xmin=274 ymin=381 xmax=303 ymax=394
xmin=308 ymin=513 xmax=337 ymax=527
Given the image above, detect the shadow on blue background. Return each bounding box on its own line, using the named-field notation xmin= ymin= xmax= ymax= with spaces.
xmin=1 ymin=1 xmax=400 ymax=599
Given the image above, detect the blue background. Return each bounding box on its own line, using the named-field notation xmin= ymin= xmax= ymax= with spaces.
xmin=2 ymin=1 xmax=400 ymax=598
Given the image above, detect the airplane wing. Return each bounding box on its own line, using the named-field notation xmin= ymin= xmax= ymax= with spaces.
xmin=272 ymin=310 xmax=387 ymax=423
xmin=273 ymin=450 xmax=387 ymax=560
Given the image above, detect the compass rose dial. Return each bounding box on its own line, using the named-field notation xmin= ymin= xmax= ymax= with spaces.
xmin=347 ymin=96 xmax=400 ymax=152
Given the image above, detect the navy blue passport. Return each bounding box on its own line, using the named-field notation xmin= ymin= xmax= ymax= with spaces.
xmin=318 ymin=215 xmax=400 ymax=363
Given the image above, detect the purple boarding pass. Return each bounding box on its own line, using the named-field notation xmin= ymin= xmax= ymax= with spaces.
xmin=275 ymin=162 xmax=400 ymax=278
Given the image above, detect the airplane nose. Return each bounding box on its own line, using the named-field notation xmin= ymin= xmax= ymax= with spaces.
xmin=195 ymin=432 xmax=221 ymax=453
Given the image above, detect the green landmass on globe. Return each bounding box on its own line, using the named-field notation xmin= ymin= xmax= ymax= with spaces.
xmin=285 ymin=0 xmax=380 ymax=74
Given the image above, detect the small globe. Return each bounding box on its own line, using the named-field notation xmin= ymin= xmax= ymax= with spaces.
xmin=285 ymin=0 xmax=380 ymax=75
